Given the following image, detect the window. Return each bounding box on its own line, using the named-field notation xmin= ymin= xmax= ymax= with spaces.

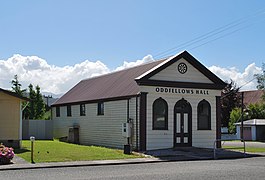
xmin=153 ymin=97 xmax=168 ymax=130
xmin=197 ymin=100 xmax=211 ymax=130
xmin=67 ymin=105 xmax=72 ymax=117
xmin=80 ymin=104 xmax=86 ymax=116
xmin=56 ymin=106 xmax=60 ymax=117
xmin=97 ymin=102 xmax=104 ymax=115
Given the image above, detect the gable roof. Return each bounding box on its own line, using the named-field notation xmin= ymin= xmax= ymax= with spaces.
xmin=52 ymin=58 xmax=167 ymax=106
xmin=52 ymin=51 xmax=226 ymax=106
xmin=0 ymin=88 xmax=29 ymax=101
xmin=241 ymin=90 xmax=264 ymax=106
xmin=135 ymin=51 xmax=226 ymax=89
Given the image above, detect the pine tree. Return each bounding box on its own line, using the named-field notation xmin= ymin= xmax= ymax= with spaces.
xmin=28 ymin=84 xmax=36 ymax=119
xmin=11 ymin=75 xmax=26 ymax=96
xmin=35 ymin=85 xmax=45 ymax=119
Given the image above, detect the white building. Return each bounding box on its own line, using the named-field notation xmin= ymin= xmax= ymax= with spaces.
xmin=51 ymin=51 xmax=226 ymax=151
xmin=235 ymin=119 xmax=265 ymax=141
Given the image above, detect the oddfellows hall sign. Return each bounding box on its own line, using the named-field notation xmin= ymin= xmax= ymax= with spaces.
xmin=155 ymin=87 xmax=210 ymax=95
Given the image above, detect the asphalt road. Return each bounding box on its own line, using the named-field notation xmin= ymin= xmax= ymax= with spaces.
xmin=1 ymin=157 xmax=265 ymax=179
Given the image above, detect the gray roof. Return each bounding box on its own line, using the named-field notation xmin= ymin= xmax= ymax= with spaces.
xmin=52 ymin=58 xmax=167 ymax=106
xmin=241 ymin=90 xmax=264 ymax=106
xmin=52 ymin=51 xmax=226 ymax=106
xmin=235 ymin=119 xmax=265 ymax=126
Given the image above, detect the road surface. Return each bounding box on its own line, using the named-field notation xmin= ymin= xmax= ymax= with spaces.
xmin=1 ymin=157 xmax=265 ymax=179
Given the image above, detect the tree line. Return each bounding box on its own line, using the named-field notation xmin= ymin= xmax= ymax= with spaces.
xmin=221 ymin=64 xmax=265 ymax=133
xmin=11 ymin=63 xmax=265 ymax=126
xmin=11 ymin=75 xmax=47 ymax=120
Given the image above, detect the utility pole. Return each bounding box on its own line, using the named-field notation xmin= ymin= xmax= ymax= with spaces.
xmin=44 ymin=95 xmax=52 ymax=120
xmin=240 ymin=92 xmax=244 ymax=140
xmin=44 ymin=95 xmax=52 ymax=110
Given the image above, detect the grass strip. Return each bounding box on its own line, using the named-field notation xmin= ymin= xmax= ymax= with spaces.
xmin=223 ymin=146 xmax=265 ymax=153
xmin=14 ymin=140 xmax=141 ymax=163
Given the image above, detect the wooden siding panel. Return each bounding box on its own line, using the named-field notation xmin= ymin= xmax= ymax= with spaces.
xmin=149 ymin=58 xmax=213 ymax=84
xmin=0 ymin=92 xmax=21 ymax=140
xmin=141 ymin=86 xmax=220 ymax=150
xmin=53 ymin=99 xmax=132 ymax=149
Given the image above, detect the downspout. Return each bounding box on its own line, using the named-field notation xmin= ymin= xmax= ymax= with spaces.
xmin=20 ymin=101 xmax=29 ymax=148
xmin=136 ymin=96 xmax=139 ymax=151
xmin=127 ymin=99 xmax=130 ymax=145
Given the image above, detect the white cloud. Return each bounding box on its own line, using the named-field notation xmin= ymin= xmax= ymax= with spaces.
xmin=115 ymin=55 xmax=154 ymax=71
xmin=208 ymin=63 xmax=262 ymax=90
xmin=0 ymin=54 xmax=262 ymax=96
xmin=0 ymin=55 xmax=110 ymax=95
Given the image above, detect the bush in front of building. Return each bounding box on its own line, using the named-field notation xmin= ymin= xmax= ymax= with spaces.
xmin=0 ymin=143 xmax=15 ymax=165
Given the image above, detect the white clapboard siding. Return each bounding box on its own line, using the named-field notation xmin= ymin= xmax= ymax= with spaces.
xmin=142 ymin=86 xmax=220 ymax=150
xmin=128 ymin=97 xmax=140 ymax=150
xmin=53 ymin=98 xmax=139 ymax=149
xmin=149 ymin=58 xmax=213 ymax=84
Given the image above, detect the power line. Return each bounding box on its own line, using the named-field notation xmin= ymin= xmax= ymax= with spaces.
xmin=220 ymin=77 xmax=257 ymax=100
xmin=154 ymin=8 xmax=265 ymax=59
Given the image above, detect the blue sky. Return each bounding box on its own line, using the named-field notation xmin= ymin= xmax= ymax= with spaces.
xmin=0 ymin=1 xmax=265 ymax=94
xmin=1 ymin=0 xmax=265 ymax=69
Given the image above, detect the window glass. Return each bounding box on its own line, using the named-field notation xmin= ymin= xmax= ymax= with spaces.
xmin=153 ymin=98 xmax=168 ymax=130
xmin=67 ymin=105 xmax=72 ymax=117
xmin=80 ymin=104 xmax=86 ymax=116
xmin=56 ymin=106 xmax=60 ymax=117
xmin=197 ymin=100 xmax=211 ymax=130
xmin=97 ymin=102 xmax=104 ymax=115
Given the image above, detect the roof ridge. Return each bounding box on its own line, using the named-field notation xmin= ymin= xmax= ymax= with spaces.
xmin=81 ymin=56 xmax=170 ymax=82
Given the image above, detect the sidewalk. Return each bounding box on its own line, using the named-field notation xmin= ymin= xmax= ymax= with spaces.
xmin=0 ymin=147 xmax=263 ymax=171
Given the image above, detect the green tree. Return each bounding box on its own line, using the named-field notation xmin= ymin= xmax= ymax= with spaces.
xmin=11 ymin=75 xmax=26 ymax=96
xmin=11 ymin=75 xmax=28 ymax=119
xmin=246 ymin=103 xmax=265 ymax=119
xmin=28 ymin=84 xmax=36 ymax=119
xmin=229 ymin=108 xmax=242 ymax=134
xmin=35 ymin=85 xmax=45 ymax=119
xmin=221 ymin=80 xmax=241 ymax=127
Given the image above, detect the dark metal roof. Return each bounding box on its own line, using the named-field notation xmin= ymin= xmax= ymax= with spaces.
xmin=242 ymin=90 xmax=264 ymax=106
xmin=52 ymin=58 xmax=167 ymax=106
xmin=52 ymin=51 xmax=226 ymax=106
xmin=0 ymin=88 xmax=30 ymax=101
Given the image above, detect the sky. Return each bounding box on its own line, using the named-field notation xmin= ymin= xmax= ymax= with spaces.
xmin=0 ymin=0 xmax=265 ymax=96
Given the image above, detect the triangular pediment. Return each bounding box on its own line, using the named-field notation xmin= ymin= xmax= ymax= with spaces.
xmin=136 ymin=51 xmax=226 ymax=90
xmin=149 ymin=57 xmax=213 ymax=83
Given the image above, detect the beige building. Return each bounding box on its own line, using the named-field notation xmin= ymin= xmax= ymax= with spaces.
xmin=0 ymin=88 xmax=29 ymax=148
xmin=52 ymin=51 xmax=226 ymax=151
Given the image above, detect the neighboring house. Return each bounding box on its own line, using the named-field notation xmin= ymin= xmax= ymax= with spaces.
xmin=51 ymin=51 xmax=226 ymax=151
xmin=241 ymin=90 xmax=264 ymax=106
xmin=0 ymin=88 xmax=29 ymax=148
xmin=235 ymin=119 xmax=265 ymax=141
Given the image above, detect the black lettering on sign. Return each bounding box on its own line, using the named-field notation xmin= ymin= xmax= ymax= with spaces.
xmin=154 ymin=87 xmax=210 ymax=96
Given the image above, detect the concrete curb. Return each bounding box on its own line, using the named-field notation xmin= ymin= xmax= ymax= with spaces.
xmin=0 ymin=158 xmax=171 ymax=171
xmin=1 ymin=152 xmax=264 ymax=171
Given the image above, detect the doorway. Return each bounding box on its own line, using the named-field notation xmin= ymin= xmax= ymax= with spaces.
xmin=174 ymin=98 xmax=192 ymax=147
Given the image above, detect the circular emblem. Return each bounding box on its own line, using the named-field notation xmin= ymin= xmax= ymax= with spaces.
xmin=178 ymin=63 xmax=187 ymax=74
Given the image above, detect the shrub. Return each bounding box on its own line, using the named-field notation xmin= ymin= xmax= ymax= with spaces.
xmin=0 ymin=143 xmax=15 ymax=165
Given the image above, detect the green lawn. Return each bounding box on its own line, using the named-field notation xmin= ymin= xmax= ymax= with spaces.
xmin=223 ymin=146 xmax=265 ymax=153
xmin=14 ymin=140 xmax=141 ymax=163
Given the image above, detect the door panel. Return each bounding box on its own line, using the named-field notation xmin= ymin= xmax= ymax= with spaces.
xmin=176 ymin=113 xmax=181 ymax=133
xmin=184 ymin=113 xmax=188 ymax=133
xmin=174 ymin=98 xmax=192 ymax=147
